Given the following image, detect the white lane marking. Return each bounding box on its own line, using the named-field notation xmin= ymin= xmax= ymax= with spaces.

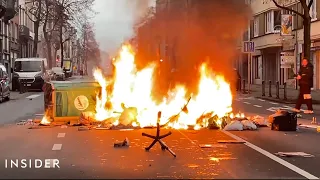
xmin=253 ymin=105 xmax=262 ymax=108
xmin=52 ymin=144 xmax=62 ymax=151
xmin=269 ymin=102 xmax=279 ymax=105
xmin=235 ymin=99 xmax=240 ymax=101
xmin=222 ymin=130 xmax=319 ymax=179
xmin=258 ymin=99 xmax=265 ymax=102
xmin=26 ymin=94 xmax=41 ymax=99
xmin=243 ymin=102 xmax=251 ymax=104
xmin=57 ymin=133 xmax=66 ymax=138
xmin=299 ymin=124 xmax=318 ymax=129
xmin=283 ymin=105 xmax=292 ymax=108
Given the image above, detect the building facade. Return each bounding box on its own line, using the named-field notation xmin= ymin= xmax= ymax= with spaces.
xmin=18 ymin=0 xmax=35 ymax=59
xmin=0 ymin=0 xmax=18 ymax=80
xmin=245 ymin=0 xmax=320 ymax=89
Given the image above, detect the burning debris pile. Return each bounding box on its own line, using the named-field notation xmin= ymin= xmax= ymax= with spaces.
xmin=77 ymin=45 xmax=264 ymax=131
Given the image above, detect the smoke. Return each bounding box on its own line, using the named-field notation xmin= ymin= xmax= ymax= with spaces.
xmin=125 ymin=0 xmax=152 ymax=25
xmin=134 ymin=0 xmax=251 ymax=102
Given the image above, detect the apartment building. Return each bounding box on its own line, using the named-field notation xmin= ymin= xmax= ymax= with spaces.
xmin=18 ymin=0 xmax=35 ymax=58
xmin=245 ymin=0 xmax=320 ymax=89
xmin=0 ymin=0 xmax=18 ymax=79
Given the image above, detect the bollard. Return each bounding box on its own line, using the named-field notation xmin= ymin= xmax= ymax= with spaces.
xmin=268 ymin=80 xmax=272 ymax=97
xmin=283 ymin=82 xmax=287 ymax=100
xmin=19 ymin=79 xmax=23 ymax=94
xmin=276 ymin=81 xmax=280 ymax=99
xmin=242 ymin=79 xmax=246 ymax=93
xmin=262 ymin=80 xmax=265 ymax=96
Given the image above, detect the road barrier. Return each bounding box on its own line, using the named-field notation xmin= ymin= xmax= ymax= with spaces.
xmin=276 ymin=81 xmax=280 ymax=99
xmin=262 ymin=80 xmax=265 ymax=96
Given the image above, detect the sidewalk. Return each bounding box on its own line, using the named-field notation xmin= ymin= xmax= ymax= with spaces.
xmin=243 ymin=84 xmax=320 ymax=104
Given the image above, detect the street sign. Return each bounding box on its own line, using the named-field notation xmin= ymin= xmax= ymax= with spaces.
xmin=242 ymin=41 xmax=255 ymax=53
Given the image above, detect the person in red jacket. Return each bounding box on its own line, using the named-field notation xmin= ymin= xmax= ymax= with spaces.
xmin=292 ymin=58 xmax=314 ymax=114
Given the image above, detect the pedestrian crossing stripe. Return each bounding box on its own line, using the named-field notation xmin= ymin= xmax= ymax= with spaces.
xmin=26 ymin=94 xmax=41 ymax=99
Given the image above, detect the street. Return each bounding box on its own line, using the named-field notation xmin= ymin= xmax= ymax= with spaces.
xmin=0 ymin=87 xmax=319 ymax=179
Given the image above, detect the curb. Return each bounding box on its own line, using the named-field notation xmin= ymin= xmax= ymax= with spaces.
xmin=255 ymin=96 xmax=320 ymax=105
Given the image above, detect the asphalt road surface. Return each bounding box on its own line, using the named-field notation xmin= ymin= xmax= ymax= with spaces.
xmin=0 ymin=92 xmax=319 ymax=179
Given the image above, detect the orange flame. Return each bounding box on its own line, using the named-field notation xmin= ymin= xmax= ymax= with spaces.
xmin=93 ymin=44 xmax=234 ymax=129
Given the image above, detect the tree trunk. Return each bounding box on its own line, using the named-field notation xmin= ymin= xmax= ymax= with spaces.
xmin=32 ymin=0 xmax=41 ymax=57
xmin=43 ymin=0 xmax=52 ymax=68
xmin=60 ymin=24 xmax=64 ymax=68
xmin=33 ymin=20 xmax=40 ymax=57
xmin=44 ymin=32 xmax=53 ymax=68
xmin=303 ymin=17 xmax=311 ymax=62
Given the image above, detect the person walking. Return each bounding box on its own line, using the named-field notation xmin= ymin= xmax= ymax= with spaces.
xmin=293 ymin=58 xmax=314 ymax=114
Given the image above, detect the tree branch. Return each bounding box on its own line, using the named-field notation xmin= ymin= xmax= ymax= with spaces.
xmin=271 ymin=0 xmax=304 ymax=18
xmin=308 ymin=0 xmax=314 ymax=10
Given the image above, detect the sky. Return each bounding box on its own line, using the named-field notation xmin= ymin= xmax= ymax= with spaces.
xmin=92 ymin=0 xmax=155 ymax=56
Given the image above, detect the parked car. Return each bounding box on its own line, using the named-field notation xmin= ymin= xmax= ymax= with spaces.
xmin=51 ymin=67 xmax=65 ymax=81
xmin=0 ymin=64 xmax=10 ymax=102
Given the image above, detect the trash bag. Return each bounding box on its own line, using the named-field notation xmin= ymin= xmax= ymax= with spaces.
xmin=241 ymin=120 xmax=257 ymax=130
xmin=251 ymin=115 xmax=268 ymax=126
xmin=223 ymin=120 xmax=243 ymax=131
xmin=119 ymin=107 xmax=138 ymax=126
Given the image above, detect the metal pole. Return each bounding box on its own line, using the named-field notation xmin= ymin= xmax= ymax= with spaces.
xmin=248 ymin=53 xmax=251 ymax=94
xmin=283 ymin=82 xmax=287 ymax=100
xmin=268 ymin=80 xmax=272 ymax=97
xmin=276 ymin=81 xmax=280 ymax=99
xmin=242 ymin=79 xmax=246 ymax=94
xmin=262 ymin=80 xmax=265 ymax=96
xmin=295 ymin=14 xmax=299 ymax=90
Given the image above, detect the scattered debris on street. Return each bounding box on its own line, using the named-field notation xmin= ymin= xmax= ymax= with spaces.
xmin=269 ymin=109 xmax=297 ymax=131
xmin=217 ymin=140 xmax=245 ymax=144
xmin=275 ymin=152 xmax=314 ymax=158
xmin=199 ymin=144 xmax=227 ymax=148
xmin=78 ymin=126 xmax=92 ymax=131
xmin=114 ymin=138 xmax=130 ymax=148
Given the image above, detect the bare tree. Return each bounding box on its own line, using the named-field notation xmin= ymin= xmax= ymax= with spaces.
xmin=82 ymin=22 xmax=100 ymax=64
xmin=24 ymin=0 xmax=45 ymax=57
xmin=271 ymin=0 xmax=314 ymax=61
xmin=41 ymin=0 xmax=94 ymax=68
xmin=53 ymin=0 xmax=95 ymax=68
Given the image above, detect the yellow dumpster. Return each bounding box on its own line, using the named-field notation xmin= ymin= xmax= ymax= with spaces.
xmin=44 ymin=80 xmax=100 ymax=122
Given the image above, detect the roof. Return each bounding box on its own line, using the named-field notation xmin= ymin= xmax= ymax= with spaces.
xmin=50 ymin=81 xmax=100 ymax=90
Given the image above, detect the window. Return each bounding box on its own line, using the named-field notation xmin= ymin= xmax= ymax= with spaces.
xmin=14 ymin=61 xmax=42 ymax=72
xmin=307 ymin=0 xmax=317 ymax=21
xmin=265 ymin=11 xmax=273 ymax=33
xmin=265 ymin=10 xmax=281 ymax=34
xmin=274 ymin=10 xmax=281 ymax=30
xmin=253 ymin=17 xmax=259 ymax=37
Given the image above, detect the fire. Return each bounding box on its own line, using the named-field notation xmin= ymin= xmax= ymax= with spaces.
xmin=40 ymin=115 xmax=51 ymax=125
xmin=93 ymin=44 xmax=234 ymax=129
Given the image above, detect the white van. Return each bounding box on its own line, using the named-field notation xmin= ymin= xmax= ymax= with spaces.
xmin=12 ymin=58 xmax=48 ymax=91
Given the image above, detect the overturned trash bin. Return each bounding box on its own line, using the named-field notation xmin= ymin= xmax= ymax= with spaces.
xmin=43 ymin=81 xmax=101 ymax=123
